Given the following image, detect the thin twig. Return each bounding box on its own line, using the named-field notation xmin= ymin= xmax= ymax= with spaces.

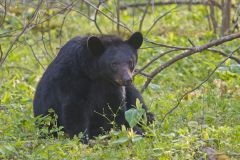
xmin=41 ymin=32 xmax=53 ymax=60
xmin=160 ymin=46 xmax=240 ymax=124
xmin=146 ymin=6 xmax=178 ymax=36
xmin=68 ymin=7 xmax=92 ymax=21
xmin=25 ymin=40 xmax=45 ymax=70
xmin=187 ymin=38 xmax=196 ymax=47
xmin=59 ymin=8 xmax=72 ymax=46
xmin=134 ymin=49 xmax=178 ymax=76
xmin=134 ymin=69 xmax=151 ymax=78
xmin=208 ymin=48 xmax=240 ymax=64
xmin=145 ymin=38 xmax=191 ymax=50
xmin=83 ymin=0 xmax=132 ymax=33
xmin=94 ymin=2 xmax=103 ymax=34
xmin=139 ymin=0 xmax=151 ymax=31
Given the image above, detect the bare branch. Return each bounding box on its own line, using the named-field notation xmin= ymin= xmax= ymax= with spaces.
xmin=0 ymin=0 xmax=80 ymax=67
xmin=141 ymin=32 xmax=240 ymax=92
xmin=134 ymin=69 xmax=151 ymax=78
xmin=160 ymin=46 xmax=240 ymax=124
xmin=0 ymin=0 xmax=44 ymax=68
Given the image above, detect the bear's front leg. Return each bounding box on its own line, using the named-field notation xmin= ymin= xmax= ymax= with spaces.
xmin=62 ymin=103 xmax=90 ymax=143
xmin=125 ymin=85 xmax=155 ymax=124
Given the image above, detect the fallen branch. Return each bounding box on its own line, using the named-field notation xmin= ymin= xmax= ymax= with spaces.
xmin=120 ymin=0 xmax=222 ymax=10
xmin=141 ymin=32 xmax=240 ymax=92
xmin=160 ymin=46 xmax=240 ymax=124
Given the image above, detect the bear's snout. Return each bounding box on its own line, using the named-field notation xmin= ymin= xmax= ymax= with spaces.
xmin=115 ymin=69 xmax=133 ymax=86
xmin=122 ymin=73 xmax=132 ymax=86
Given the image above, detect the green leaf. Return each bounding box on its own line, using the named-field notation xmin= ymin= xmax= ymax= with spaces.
xmin=131 ymin=136 xmax=143 ymax=143
xmin=125 ymin=108 xmax=145 ymax=128
xmin=230 ymin=64 xmax=240 ymax=73
xmin=111 ymin=137 xmax=129 ymax=144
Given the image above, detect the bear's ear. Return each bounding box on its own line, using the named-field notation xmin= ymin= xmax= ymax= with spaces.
xmin=127 ymin=32 xmax=143 ymax=49
xmin=87 ymin=36 xmax=105 ymax=56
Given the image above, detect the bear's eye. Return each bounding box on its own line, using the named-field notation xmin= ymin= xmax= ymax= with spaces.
xmin=129 ymin=60 xmax=134 ymax=68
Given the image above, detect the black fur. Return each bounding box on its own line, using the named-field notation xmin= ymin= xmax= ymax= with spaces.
xmin=33 ymin=32 xmax=154 ymax=142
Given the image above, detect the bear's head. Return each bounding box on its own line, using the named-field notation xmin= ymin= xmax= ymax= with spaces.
xmin=87 ymin=32 xmax=143 ymax=86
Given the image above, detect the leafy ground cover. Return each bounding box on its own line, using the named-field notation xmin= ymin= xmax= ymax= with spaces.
xmin=0 ymin=2 xmax=239 ymax=159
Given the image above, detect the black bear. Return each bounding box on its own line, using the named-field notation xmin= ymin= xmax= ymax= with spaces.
xmin=33 ymin=32 xmax=154 ymax=142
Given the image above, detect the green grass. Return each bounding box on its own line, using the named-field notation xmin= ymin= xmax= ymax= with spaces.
xmin=0 ymin=2 xmax=240 ymax=159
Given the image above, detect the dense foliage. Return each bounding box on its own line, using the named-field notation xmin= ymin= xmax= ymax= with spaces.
xmin=0 ymin=1 xmax=239 ymax=159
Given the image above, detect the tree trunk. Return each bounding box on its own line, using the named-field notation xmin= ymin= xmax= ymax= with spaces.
xmin=221 ymin=0 xmax=231 ymax=36
xmin=209 ymin=0 xmax=218 ymax=34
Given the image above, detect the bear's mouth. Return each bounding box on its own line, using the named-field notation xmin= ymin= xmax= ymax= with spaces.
xmin=114 ymin=80 xmax=125 ymax=86
xmin=105 ymin=78 xmax=130 ymax=86
xmin=103 ymin=77 xmax=122 ymax=86
xmin=114 ymin=79 xmax=132 ymax=86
